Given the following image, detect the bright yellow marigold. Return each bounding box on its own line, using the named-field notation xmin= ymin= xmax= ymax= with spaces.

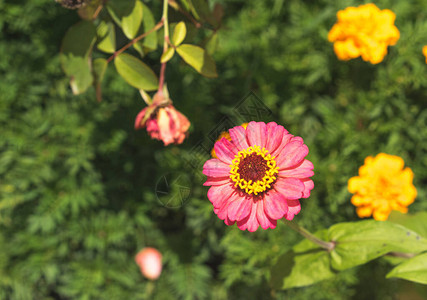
xmin=348 ymin=153 xmax=416 ymax=221
xmin=211 ymin=123 xmax=248 ymax=158
xmin=328 ymin=3 xmax=400 ymax=64
xmin=423 ymin=45 xmax=427 ymax=63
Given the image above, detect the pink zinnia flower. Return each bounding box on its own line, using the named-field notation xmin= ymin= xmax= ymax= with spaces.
xmin=135 ymin=92 xmax=190 ymax=146
xmin=202 ymin=122 xmax=314 ymax=232
xmin=135 ymin=247 xmax=163 ymax=280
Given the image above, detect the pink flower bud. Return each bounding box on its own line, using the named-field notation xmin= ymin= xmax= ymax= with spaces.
xmin=135 ymin=247 xmax=162 ymax=280
xmin=134 ymin=93 xmax=190 ymax=146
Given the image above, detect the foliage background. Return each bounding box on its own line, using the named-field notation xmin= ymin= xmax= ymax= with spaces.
xmin=1 ymin=0 xmax=427 ymax=299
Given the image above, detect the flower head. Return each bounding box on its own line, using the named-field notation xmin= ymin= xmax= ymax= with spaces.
xmin=203 ymin=122 xmax=314 ymax=232
xmin=135 ymin=247 xmax=162 ymax=280
xmin=348 ymin=153 xmax=416 ymax=221
xmin=423 ymin=45 xmax=427 ymax=63
xmin=135 ymin=92 xmax=190 ymax=146
xmin=328 ymin=3 xmax=400 ymax=64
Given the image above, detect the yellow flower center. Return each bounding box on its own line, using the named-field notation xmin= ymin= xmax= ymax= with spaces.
xmin=229 ymin=145 xmax=279 ymax=195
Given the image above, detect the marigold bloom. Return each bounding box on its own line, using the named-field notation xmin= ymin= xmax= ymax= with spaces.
xmin=328 ymin=3 xmax=400 ymax=64
xmin=423 ymin=45 xmax=427 ymax=63
xmin=135 ymin=247 xmax=162 ymax=280
xmin=348 ymin=153 xmax=416 ymax=221
xmin=211 ymin=123 xmax=248 ymax=158
xmin=135 ymin=93 xmax=190 ymax=146
xmin=203 ymin=122 xmax=314 ymax=232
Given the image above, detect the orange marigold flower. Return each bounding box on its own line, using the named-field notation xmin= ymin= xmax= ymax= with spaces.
xmin=328 ymin=3 xmax=400 ymax=64
xmin=423 ymin=45 xmax=427 ymax=63
xmin=211 ymin=123 xmax=248 ymax=158
xmin=348 ymin=153 xmax=416 ymax=221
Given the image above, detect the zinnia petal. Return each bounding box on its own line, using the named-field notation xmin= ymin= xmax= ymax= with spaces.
xmin=279 ymin=159 xmax=314 ymax=178
xmin=273 ymin=178 xmax=305 ymax=200
xmin=263 ymin=191 xmax=288 ymax=220
xmin=285 ymin=199 xmax=301 ymax=220
xmin=229 ymin=125 xmax=249 ymax=150
xmin=246 ymin=121 xmax=267 ymax=148
xmin=203 ymin=159 xmax=230 ymax=178
xmin=276 ymin=140 xmax=309 ymax=170
xmin=214 ymin=138 xmax=238 ymax=165
xmin=207 ymin=184 xmax=234 ymax=209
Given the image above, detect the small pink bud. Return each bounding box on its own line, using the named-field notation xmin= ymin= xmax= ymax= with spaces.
xmin=135 ymin=247 xmax=162 ymax=280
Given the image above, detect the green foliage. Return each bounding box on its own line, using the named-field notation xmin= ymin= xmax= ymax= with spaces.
xmin=2 ymin=0 xmax=427 ymax=299
xmin=387 ymin=252 xmax=427 ymax=284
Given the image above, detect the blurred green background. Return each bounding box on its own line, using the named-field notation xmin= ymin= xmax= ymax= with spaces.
xmin=1 ymin=0 xmax=427 ymax=299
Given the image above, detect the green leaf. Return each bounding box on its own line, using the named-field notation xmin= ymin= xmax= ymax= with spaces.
xmin=141 ymin=3 xmax=157 ymax=51
xmin=191 ymin=0 xmax=217 ymax=26
xmin=63 ymin=57 xmax=93 ymax=95
xmin=172 ymin=22 xmax=187 ymax=46
xmin=270 ymin=230 xmax=336 ymax=290
xmin=61 ymin=21 xmax=96 ymax=58
xmin=205 ymin=32 xmax=218 ymax=55
xmin=60 ymin=21 xmax=96 ymax=94
xmin=329 ymin=220 xmax=427 ymax=270
xmin=386 ymin=252 xmax=427 ymax=284
xmin=121 ymin=0 xmax=143 ymax=39
xmin=93 ymin=58 xmax=107 ymax=102
xmin=106 ymin=0 xmax=136 ymax=27
xmin=161 ymin=48 xmax=175 ymax=63
xmin=96 ymin=21 xmax=116 ymax=54
xmin=114 ymin=53 xmax=158 ymax=91
xmin=176 ymin=44 xmax=217 ymax=78
xmin=388 ymin=211 xmax=427 ymax=238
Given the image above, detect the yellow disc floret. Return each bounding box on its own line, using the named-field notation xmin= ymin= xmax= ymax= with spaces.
xmin=229 ymin=145 xmax=279 ymax=195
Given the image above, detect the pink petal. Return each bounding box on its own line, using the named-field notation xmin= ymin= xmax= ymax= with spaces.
xmin=207 ymin=184 xmax=234 ymax=209
xmin=227 ymin=197 xmax=252 ymax=222
xmin=273 ymin=178 xmax=304 ymax=200
xmin=271 ymin=133 xmax=294 ymax=157
xmin=237 ymin=202 xmax=259 ymax=232
xmin=284 ymin=199 xmax=301 ymax=220
xmin=203 ymin=177 xmax=230 ymax=186
xmin=276 ymin=140 xmax=309 ymax=170
xmin=256 ymin=199 xmax=276 ymax=230
xmin=263 ymin=191 xmax=288 ymax=220
xmin=247 ymin=121 xmax=267 ymax=148
xmin=203 ymin=159 xmax=230 ymax=177
xmin=229 ymin=125 xmax=249 ymax=151
xmin=265 ymin=122 xmax=286 ymax=154
xmin=301 ymin=179 xmax=314 ymax=198
xmin=278 ymin=159 xmax=314 ymax=178
xmin=214 ymin=138 xmax=237 ymax=165
xmin=224 ymin=217 xmax=236 ymax=226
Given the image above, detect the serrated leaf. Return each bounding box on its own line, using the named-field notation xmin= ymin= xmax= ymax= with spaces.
xmin=161 ymin=48 xmax=175 ymax=63
xmin=172 ymin=22 xmax=186 ymax=46
xmin=176 ymin=44 xmax=217 ymax=78
xmin=121 ymin=0 xmax=143 ymax=39
xmin=93 ymin=58 xmax=107 ymax=102
xmin=60 ymin=21 xmax=96 ymax=95
xmin=96 ymin=21 xmax=116 ymax=53
xmin=106 ymin=0 xmax=136 ymax=27
xmin=114 ymin=53 xmax=158 ymax=91
xmin=329 ymin=220 xmax=427 ymax=270
xmin=386 ymin=252 xmax=427 ymax=284
xmin=270 ymin=230 xmax=336 ymax=290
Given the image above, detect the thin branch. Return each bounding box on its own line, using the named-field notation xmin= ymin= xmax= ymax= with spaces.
xmin=106 ymin=20 xmax=164 ymax=63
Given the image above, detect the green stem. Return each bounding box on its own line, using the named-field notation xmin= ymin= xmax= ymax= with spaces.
xmin=283 ymin=219 xmax=335 ymax=251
